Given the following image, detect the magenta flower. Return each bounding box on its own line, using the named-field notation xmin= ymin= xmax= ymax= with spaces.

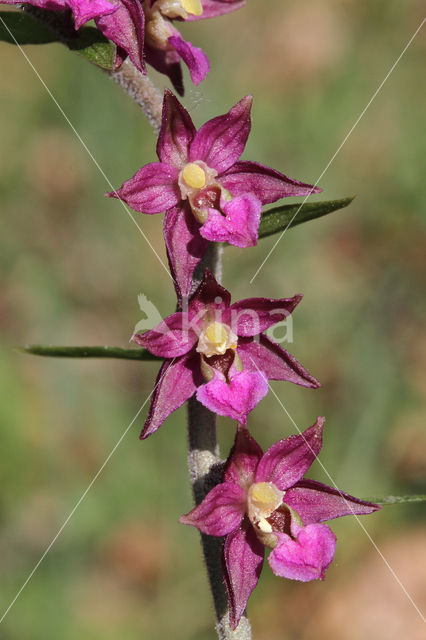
xmin=143 ymin=0 xmax=245 ymax=93
xmin=96 ymin=0 xmax=146 ymax=73
xmin=5 ymin=1 xmax=242 ymax=84
xmin=1 ymin=0 xmax=118 ymax=30
xmin=132 ymin=270 xmax=319 ymax=439
xmin=109 ymin=91 xmax=321 ymax=300
xmin=2 ymin=0 xmax=146 ymax=72
xmin=180 ymin=419 xmax=380 ymax=629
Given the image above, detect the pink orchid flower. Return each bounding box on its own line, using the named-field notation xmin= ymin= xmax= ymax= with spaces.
xmin=99 ymin=0 xmax=245 ymax=87
xmin=0 ymin=0 xmax=117 ymax=30
xmin=180 ymin=419 xmax=380 ymax=629
xmin=132 ymin=270 xmax=320 ymax=439
xmin=1 ymin=0 xmax=146 ymax=72
xmin=109 ymin=90 xmax=321 ymax=300
xmin=143 ymin=0 xmax=245 ymax=93
xmin=5 ymin=0 xmax=244 ymax=88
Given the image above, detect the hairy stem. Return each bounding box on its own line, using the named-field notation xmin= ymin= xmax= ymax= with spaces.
xmin=187 ymin=244 xmax=252 ymax=640
xmin=108 ymin=60 xmax=163 ymax=133
xmin=368 ymin=494 xmax=426 ymax=505
xmin=22 ymin=6 xmax=163 ymax=131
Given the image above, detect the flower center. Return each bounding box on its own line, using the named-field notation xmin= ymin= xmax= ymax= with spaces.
xmin=196 ymin=321 xmax=238 ymax=357
xmin=181 ymin=162 xmax=206 ymax=189
xmin=156 ymin=0 xmax=203 ymax=19
xmin=178 ymin=161 xmax=220 ymax=223
xmin=247 ymin=482 xmax=285 ymax=533
xmin=181 ymin=0 xmax=203 ymax=16
xmin=144 ymin=0 xmax=204 ymax=50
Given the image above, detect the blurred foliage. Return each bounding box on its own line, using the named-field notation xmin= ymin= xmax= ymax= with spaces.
xmin=0 ymin=10 xmax=56 ymax=44
xmin=0 ymin=0 xmax=425 ymax=638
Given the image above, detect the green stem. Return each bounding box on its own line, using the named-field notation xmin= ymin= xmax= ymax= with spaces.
xmin=20 ymin=345 xmax=161 ymax=361
xmin=368 ymin=494 xmax=426 ymax=505
xmin=187 ymin=245 xmax=252 ymax=640
xmin=109 ymin=59 xmax=163 ymax=134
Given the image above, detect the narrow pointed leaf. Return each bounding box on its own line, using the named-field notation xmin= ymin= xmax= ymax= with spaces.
xmin=0 ymin=10 xmax=115 ymax=69
xmin=367 ymin=494 xmax=426 ymax=505
xmin=21 ymin=345 xmax=161 ymax=361
xmin=258 ymin=196 xmax=355 ymax=239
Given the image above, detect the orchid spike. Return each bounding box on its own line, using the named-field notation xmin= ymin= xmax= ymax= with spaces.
xmin=108 ymin=91 xmax=321 ymax=300
xmin=180 ymin=419 xmax=381 ymax=629
xmin=132 ymin=269 xmax=320 ymax=438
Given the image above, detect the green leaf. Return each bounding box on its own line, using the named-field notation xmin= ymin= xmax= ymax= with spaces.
xmin=367 ymin=494 xmax=426 ymax=505
xmin=21 ymin=345 xmax=161 ymax=361
xmin=66 ymin=26 xmax=115 ymax=69
xmin=0 ymin=11 xmax=115 ymax=69
xmin=0 ymin=11 xmax=56 ymax=44
xmin=258 ymin=196 xmax=355 ymax=239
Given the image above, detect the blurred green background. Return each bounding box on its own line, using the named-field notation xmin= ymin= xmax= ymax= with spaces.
xmin=1 ymin=0 xmax=425 ymax=638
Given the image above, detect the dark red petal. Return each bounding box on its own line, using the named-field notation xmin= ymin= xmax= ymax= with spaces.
xmin=189 ymin=96 xmax=252 ymax=173
xmin=225 ymin=294 xmax=302 ymax=337
xmin=219 ymin=160 xmax=322 ymax=205
xmin=96 ymin=0 xmax=145 ymax=74
xmin=157 ymin=90 xmax=196 ymax=167
xmin=189 ymin=269 xmax=231 ymax=314
xmin=107 ymin=162 xmax=180 ymax=214
xmin=140 ymin=355 xmax=200 ymax=439
xmin=255 ymin=417 xmax=325 ymax=490
xmin=131 ymin=311 xmax=197 ymax=357
xmin=179 ymin=482 xmax=245 ymax=536
xmin=164 ymin=204 xmax=209 ymax=304
xmin=284 ymin=479 xmax=381 ymax=524
xmin=237 ymin=335 xmax=320 ymax=388
xmin=223 ymin=520 xmax=264 ymax=630
xmin=224 ymin=427 xmax=263 ymax=488
xmin=168 ymin=34 xmax=210 ymax=86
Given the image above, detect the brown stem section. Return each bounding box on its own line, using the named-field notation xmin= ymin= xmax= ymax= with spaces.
xmin=187 ymin=245 xmax=253 ymax=639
